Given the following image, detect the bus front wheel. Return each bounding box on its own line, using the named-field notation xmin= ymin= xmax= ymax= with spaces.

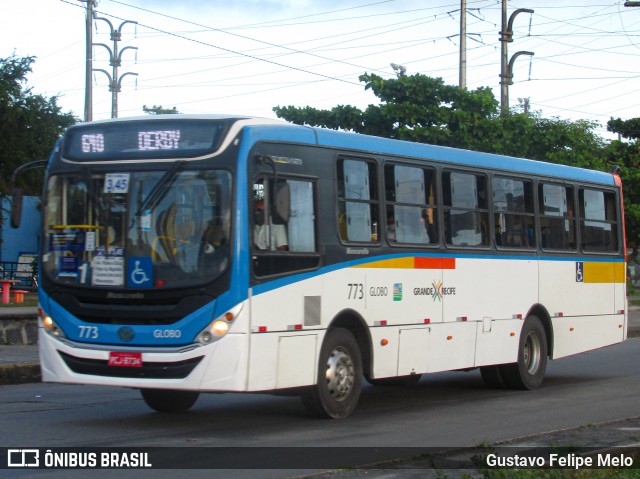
xmin=301 ymin=328 xmax=363 ymax=419
xmin=502 ymin=315 xmax=548 ymax=390
xmin=140 ymin=388 xmax=199 ymax=413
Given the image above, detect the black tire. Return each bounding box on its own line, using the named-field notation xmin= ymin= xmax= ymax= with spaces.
xmin=368 ymin=374 xmax=422 ymax=387
xmin=502 ymin=315 xmax=548 ymax=390
xmin=480 ymin=365 xmax=506 ymax=389
xmin=301 ymin=328 xmax=363 ymax=419
xmin=140 ymin=389 xmax=199 ymax=413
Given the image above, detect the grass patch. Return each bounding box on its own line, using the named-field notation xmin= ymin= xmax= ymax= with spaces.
xmin=0 ymin=293 xmax=38 ymax=308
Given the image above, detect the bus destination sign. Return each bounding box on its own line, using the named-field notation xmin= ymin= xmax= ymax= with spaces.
xmin=63 ymin=120 xmax=231 ymax=161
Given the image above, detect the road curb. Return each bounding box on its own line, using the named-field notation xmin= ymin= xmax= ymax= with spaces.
xmin=0 ymin=363 xmax=40 ymax=385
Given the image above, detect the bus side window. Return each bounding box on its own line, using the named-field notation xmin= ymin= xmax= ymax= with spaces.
xmin=253 ymin=178 xmax=319 ymax=277
xmin=443 ymin=170 xmax=489 ymax=247
xmin=579 ymin=188 xmax=618 ymax=252
xmin=539 ymin=183 xmax=576 ymax=251
xmin=337 ymin=158 xmax=379 ymax=243
xmin=492 ymin=176 xmax=535 ymax=249
xmin=384 ymin=164 xmax=438 ymax=245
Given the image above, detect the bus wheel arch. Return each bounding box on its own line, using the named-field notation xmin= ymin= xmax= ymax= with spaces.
xmin=326 ymin=309 xmax=372 ymax=382
xmin=525 ymin=304 xmax=554 ymax=358
xmin=501 ymin=313 xmax=549 ymax=390
xmin=300 ymin=310 xmax=369 ymax=419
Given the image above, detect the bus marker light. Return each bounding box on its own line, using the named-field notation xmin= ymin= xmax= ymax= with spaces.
xmin=617 ymin=310 xmax=625 ymax=315
xmin=224 ymin=312 xmax=234 ymax=321
xmin=258 ymin=326 xmax=267 ymax=333
xmin=513 ymin=314 xmax=522 ymax=319
xmin=447 ymin=335 xmax=453 ymax=340
xmin=375 ymin=320 xmax=387 ymax=326
xmin=155 ymin=279 xmax=166 ymax=288
xmin=424 ymin=318 xmax=431 ymax=324
xmin=457 ymin=317 xmax=467 ymax=322
xmin=381 ymin=339 xmax=389 ymax=346
xmin=288 ymin=324 xmax=303 ymax=330
xmin=570 ymin=327 xmax=575 ymax=332
xmin=555 ymin=312 xmax=564 ymax=317
xmin=510 ymin=332 xmax=516 ymax=337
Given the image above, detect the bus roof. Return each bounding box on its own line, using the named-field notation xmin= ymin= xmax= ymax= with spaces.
xmin=228 ymin=117 xmax=614 ymax=186
xmin=70 ymin=115 xmax=615 ymax=186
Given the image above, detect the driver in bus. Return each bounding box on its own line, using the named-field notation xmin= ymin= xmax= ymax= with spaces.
xmin=254 ymin=199 xmax=288 ymax=251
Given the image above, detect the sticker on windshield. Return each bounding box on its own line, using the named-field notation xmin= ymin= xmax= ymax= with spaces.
xmin=104 ymin=173 xmax=130 ymax=194
xmin=92 ymin=247 xmax=124 ymax=286
xmin=140 ymin=210 xmax=152 ymax=231
xmin=128 ymin=257 xmax=153 ymax=288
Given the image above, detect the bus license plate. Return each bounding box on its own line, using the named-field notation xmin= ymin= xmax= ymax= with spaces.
xmin=108 ymin=352 xmax=143 ymax=368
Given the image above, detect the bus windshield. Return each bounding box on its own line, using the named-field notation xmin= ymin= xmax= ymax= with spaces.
xmin=42 ymin=168 xmax=231 ymax=289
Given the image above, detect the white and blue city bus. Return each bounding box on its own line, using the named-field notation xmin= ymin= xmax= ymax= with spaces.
xmin=21 ymin=115 xmax=627 ymax=418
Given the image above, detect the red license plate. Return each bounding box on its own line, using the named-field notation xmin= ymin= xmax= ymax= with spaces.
xmin=108 ymin=352 xmax=143 ymax=368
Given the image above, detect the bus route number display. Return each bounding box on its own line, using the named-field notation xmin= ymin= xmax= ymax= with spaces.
xmin=81 ymin=130 xmax=181 ymax=154
xmin=64 ymin=120 xmax=229 ymax=160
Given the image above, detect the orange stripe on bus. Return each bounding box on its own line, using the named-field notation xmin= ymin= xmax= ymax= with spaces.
xmin=352 ymin=257 xmax=456 ymax=269
xmin=414 ymin=257 xmax=456 ymax=269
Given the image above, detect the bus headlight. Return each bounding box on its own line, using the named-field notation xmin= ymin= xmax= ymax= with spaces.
xmin=39 ymin=308 xmax=66 ymax=339
xmin=196 ymin=303 xmax=243 ymax=345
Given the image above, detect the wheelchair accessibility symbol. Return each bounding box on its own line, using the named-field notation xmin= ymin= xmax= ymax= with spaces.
xmin=128 ymin=257 xmax=153 ymax=288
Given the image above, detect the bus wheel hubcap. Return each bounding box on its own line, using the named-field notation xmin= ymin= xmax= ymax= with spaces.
xmin=524 ymin=332 xmax=541 ymax=374
xmin=325 ymin=347 xmax=355 ymax=401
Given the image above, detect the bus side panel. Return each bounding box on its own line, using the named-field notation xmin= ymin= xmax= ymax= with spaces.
xmin=550 ymin=314 xmax=626 ymax=359
xmin=427 ymin=322 xmax=477 ymax=373
xmin=474 ymin=318 xmax=521 ymax=366
xmin=246 ymin=333 xmax=319 ymax=391
xmin=539 ymin=259 xmax=617 ymax=316
xmin=443 ymin=258 xmax=537 ymax=324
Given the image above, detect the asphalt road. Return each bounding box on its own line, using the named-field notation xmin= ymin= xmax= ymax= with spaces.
xmin=1 ymin=338 xmax=639 ymax=478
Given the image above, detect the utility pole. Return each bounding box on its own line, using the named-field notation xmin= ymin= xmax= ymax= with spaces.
xmin=82 ymin=0 xmax=96 ymax=122
xmin=459 ymin=0 xmax=467 ymax=89
xmin=500 ymin=1 xmax=534 ymax=115
xmin=92 ymin=16 xmax=138 ymax=118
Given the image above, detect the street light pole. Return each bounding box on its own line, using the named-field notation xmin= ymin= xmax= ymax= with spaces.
xmin=93 ymin=16 xmax=137 ymax=118
xmin=82 ymin=0 xmax=96 ymax=122
xmin=459 ymin=0 xmax=467 ymax=89
xmin=499 ymin=2 xmax=534 ymax=115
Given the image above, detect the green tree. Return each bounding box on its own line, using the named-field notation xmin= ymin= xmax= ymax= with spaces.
xmin=274 ymin=73 xmax=606 ymax=171
xmin=0 ymin=55 xmax=77 ymax=195
xmin=607 ymin=118 xmax=640 ymax=257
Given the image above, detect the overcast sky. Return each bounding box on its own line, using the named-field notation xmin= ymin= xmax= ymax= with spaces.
xmin=1 ymin=0 xmax=639 ymax=139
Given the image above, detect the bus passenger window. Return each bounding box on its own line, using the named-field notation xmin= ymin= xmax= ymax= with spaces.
xmin=384 ymin=164 xmax=438 ymax=245
xmin=443 ymin=171 xmax=489 ymax=247
xmin=492 ymin=177 xmax=535 ymax=249
xmin=337 ymin=159 xmax=379 ymax=243
xmin=539 ymin=184 xmax=576 ymax=251
xmin=579 ymin=189 xmax=618 ymax=252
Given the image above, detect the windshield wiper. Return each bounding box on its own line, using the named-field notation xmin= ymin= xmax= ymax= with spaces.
xmin=136 ymin=160 xmax=186 ymax=216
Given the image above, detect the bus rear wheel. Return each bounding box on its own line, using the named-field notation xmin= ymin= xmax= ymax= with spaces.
xmin=301 ymin=328 xmax=363 ymax=419
xmin=140 ymin=389 xmax=199 ymax=413
xmin=502 ymin=315 xmax=548 ymax=390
